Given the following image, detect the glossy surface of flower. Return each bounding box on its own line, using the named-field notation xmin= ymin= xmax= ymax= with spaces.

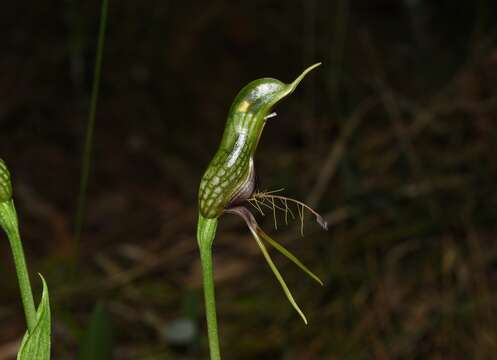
xmin=198 ymin=64 xmax=321 ymax=219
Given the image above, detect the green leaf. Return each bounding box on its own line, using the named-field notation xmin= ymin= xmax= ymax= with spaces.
xmin=78 ymin=302 xmax=113 ymax=360
xmin=17 ymin=275 xmax=51 ymax=360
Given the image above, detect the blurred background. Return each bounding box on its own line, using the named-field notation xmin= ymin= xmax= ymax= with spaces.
xmin=1 ymin=0 xmax=497 ymax=358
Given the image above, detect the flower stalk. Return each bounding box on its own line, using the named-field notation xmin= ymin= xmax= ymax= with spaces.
xmin=197 ymin=215 xmax=221 ymax=360
xmin=0 ymin=160 xmax=36 ymax=333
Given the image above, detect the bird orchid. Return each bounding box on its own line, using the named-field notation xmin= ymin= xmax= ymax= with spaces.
xmin=196 ymin=63 xmax=326 ymax=359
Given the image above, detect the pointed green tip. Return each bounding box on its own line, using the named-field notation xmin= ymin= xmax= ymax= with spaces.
xmin=289 ymin=62 xmax=322 ymax=90
xmin=37 ymin=273 xmax=48 ymax=288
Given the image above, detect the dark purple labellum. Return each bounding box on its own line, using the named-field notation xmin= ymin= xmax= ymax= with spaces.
xmin=227 ymin=158 xmax=255 ymax=208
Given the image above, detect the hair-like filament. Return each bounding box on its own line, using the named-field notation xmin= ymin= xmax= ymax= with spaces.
xmin=248 ymin=189 xmax=328 ymax=235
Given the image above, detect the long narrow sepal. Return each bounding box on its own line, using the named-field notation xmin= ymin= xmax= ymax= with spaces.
xmin=256 ymin=227 xmax=323 ymax=286
xmin=225 ymin=206 xmax=309 ymax=324
xmin=248 ymin=224 xmax=308 ymax=324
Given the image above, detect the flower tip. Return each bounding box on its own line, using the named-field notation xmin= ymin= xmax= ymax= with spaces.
xmin=289 ymin=62 xmax=322 ymax=91
xmin=297 ymin=311 xmax=308 ymax=325
xmin=310 ymin=62 xmax=322 ymax=70
xmin=316 ymin=216 xmax=328 ymax=231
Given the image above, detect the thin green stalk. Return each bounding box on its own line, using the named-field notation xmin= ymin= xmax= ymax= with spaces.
xmin=74 ymin=0 xmax=110 ymax=255
xmin=0 ymin=201 xmax=36 ymax=332
xmin=197 ymin=215 xmax=221 ymax=360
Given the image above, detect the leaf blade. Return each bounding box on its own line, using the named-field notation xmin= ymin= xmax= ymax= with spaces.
xmin=17 ymin=275 xmax=51 ymax=360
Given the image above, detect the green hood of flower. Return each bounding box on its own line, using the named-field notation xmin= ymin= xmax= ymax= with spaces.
xmin=0 ymin=159 xmax=12 ymax=203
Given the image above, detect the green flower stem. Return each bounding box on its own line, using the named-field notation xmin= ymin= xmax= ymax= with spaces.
xmin=197 ymin=214 xmax=221 ymax=360
xmin=0 ymin=201 xmax=36 ymax=332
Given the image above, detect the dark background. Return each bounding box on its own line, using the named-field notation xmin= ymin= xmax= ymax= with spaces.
xmin=1 ymin=0 xmax=497 ymax=358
